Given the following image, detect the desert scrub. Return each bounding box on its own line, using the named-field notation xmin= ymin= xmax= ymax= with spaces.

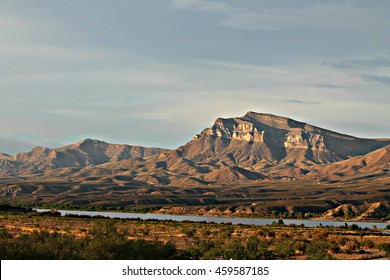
xmin=273 ymin=239 xmax=297 ymax=259
xmin=181 ymin=227 xmax=196 ymax=237
xmin=305 ymin=240 xmax=333 ymax=260
xmin=377 ymin=243 xmax=390 ymax=257
xmin=361 ymin=239 xmax=374 ymax=249
xmin=0 ymin=223 xmax=180 ymax=260
xmin=202 ymin=237 xmax=273 ymax=260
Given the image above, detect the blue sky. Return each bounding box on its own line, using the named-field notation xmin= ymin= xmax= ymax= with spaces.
xmin=1 ymin=0 xmax=390 ymax=154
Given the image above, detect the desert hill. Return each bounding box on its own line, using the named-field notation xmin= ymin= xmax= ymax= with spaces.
xmin=0 ymin=139 xmax=169 ymax=177
xmin=309 ymin=144 xmax=390 ymax=178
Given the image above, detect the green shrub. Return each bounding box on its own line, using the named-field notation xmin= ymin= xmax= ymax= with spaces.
xmin=305 ymin=241 xmax=333 ymax=260
xmin=274 ymin=239 xmax=296 ymax=259
xmin=0 ymin=228 xmax=12 ymax=239
xmin=362 ymin=239 xmax=374 ymax=249
xmin=345 ymin=240 xmax=360 ymax=251
xmin=377 ymin=243 xmax=390 ymax=257
xmin=201 ymin=237 xmax=273 ymax=260
xmin=181 ymin=227 xmax=196 ymax=237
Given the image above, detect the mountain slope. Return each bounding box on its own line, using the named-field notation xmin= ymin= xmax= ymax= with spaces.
xmin=0 ymin=139 xmax=169 ymax=176
xmin=309 ymin=144 xmax=390 ymax=178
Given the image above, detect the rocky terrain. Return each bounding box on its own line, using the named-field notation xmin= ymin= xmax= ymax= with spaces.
xmin=1 ymin=112 xmax=389 ymax=219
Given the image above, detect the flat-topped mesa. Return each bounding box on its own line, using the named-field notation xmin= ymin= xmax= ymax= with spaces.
xmin=244 ymin=111 xmax=312 ymax=130
xmin=201 ymin=117 xmax=265 ymax=143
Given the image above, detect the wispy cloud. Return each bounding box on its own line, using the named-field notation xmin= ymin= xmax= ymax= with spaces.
xmin=283 ymin=99 xmax=322 ymax=105
xmin=324 ymin=57 xmax=390 ymax=70
xmin=311 ymin=84 xmax=346 ymax=89
xmin=170 ymin=0 xmax=387 ymax=31
xmin=364 ymin=75 xmax=390 ymax=85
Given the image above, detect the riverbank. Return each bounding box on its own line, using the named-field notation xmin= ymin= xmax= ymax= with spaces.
xmin=2 ymin=202 xmax=389 ymax=224
xmin=33 ymin=208 xmax=390 ymax=229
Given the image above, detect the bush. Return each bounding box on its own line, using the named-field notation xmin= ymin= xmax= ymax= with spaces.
xmin=345 ymin=240 xmax=360 ymax=251
xmin=362 ymin=239 xmax=374 ymax=249
xmin=182 ymin=227 xmax=196 ymax=237
xmin=377 ymin=243 xmax=390 ymax=257
xmin=220 ymin=226 xmax=234 ymax=238
xmin=274 ymin=239 xmax=296 ymax=259
xmin=305 ymin=241 xmax=333 ymax=260
xmin=202 ymin=237 xmax=273 ymax=260
xmin=0 ymin=228 xmax=12 ymax=239
xmin=349 ymin=224 xmax=361 ymax=231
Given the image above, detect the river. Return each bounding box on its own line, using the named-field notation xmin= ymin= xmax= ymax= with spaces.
xmin=34 ymin=208 xmax=389 ymax=229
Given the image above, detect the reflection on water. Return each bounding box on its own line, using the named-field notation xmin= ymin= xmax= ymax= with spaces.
xmin=34 ymin=209 xmax=389 ymax=229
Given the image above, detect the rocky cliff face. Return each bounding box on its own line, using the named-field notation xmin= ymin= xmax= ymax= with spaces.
xmin=284 ymin=131 xmax=327 ymax=152
xmin=189 ymin=112 xmax=390 ymax=166
xmin=201 ymin=118 xmax=265 ymax=143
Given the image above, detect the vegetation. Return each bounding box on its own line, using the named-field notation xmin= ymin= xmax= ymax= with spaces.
xmin=0 ymin=211 xmax=389 ymax=260
xmin=0 ymin=221 xmax=178 ymax=260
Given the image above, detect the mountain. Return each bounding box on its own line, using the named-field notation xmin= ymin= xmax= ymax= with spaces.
xmin=309 ymin=144 xmax=390 ymax=178
xmin=0 ymin=153 xmax=11 ymax=159
xmin=0 ymin=139 xmax=169 ymax=177
xmin=1 ymin=112 xmax=390 ymax=184
xmin=69 ymin=112 xmax=390 ymax=186
xmin=1 ymin=112 xmax=389 ymax=217
xmin=186 ymin=111 xmax=389 ymax=165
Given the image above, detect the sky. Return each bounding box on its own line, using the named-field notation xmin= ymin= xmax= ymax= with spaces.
xmin=1 ymin=0 xmax=390 ymax=154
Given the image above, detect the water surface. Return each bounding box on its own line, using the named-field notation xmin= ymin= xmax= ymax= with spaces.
xmin=34 ymin=209 xmax=389 ymax=229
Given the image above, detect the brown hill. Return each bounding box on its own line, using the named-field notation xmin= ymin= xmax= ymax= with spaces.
xmin=0 ymin=153 xmax=11 ymax=159
xmin=309 ymin=144 xmax=390 ymax=178
xmin=323 ymin=202 xmax=390 ymax=221
xmin=0 ymin=139 xmax=169 ymax=176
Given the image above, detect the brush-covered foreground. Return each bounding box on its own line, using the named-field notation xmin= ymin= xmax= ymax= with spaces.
xmin=1 ymin=211 xmax=389 ymax=260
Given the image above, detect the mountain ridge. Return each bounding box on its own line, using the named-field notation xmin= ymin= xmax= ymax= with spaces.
xmin=0 ymin=138 xmax=169 ymax=177
xmin=1 ymin=112 xmax=390 ymax=184
xmin=1 ymin=111 xmax=389 ymax=218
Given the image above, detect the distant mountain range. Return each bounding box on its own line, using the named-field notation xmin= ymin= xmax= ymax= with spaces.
xmin=0 ymin=139 xmax=168 ymax=177
xmin=1 ymin=111 xmax=390 ymax=185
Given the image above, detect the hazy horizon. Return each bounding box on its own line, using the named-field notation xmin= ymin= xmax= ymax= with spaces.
xmin=1 ymin=0 xmax=390 ymax=154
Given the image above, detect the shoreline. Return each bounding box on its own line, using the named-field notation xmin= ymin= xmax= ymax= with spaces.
xmin=31 ymin=206 xmax=390 ymax=224
xmin=33 ymin=208 xmax=390 ymax=229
